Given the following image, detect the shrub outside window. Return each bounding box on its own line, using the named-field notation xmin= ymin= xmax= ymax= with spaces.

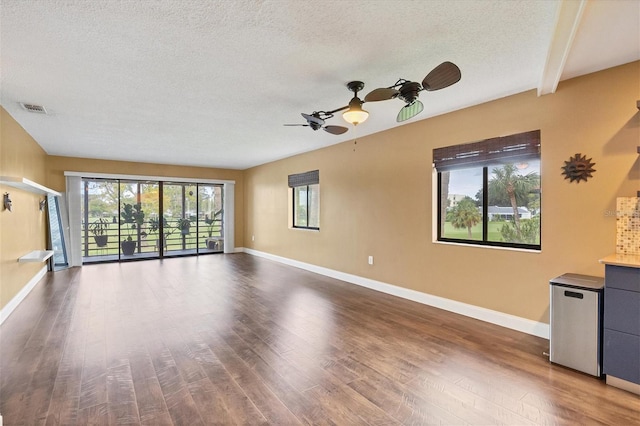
xmin=435 ymin=131 xmax=541 ymax=250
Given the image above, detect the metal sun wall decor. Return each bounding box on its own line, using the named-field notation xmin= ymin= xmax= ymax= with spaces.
xmin=561 ymin=153 xmax=596 ymax=183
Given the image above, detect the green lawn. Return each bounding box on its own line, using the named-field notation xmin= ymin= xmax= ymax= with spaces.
xmin=442 ymin=221 xmax=506 ymax=242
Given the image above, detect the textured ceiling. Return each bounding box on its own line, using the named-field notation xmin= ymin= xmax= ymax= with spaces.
xmin=1 ymin=0 xmax=639 ymax=170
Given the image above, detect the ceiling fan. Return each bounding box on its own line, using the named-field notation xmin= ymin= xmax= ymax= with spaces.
xmin=365 ymin=61 xmax=461 ymax=122
xmin=285 ymin=81 xmax=371 ymax=133
xmin=284 ymin=111 xmax=348 ymax=135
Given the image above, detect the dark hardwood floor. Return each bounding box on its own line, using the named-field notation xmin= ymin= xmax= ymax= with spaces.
xmin=1 ymin=254 xmax=638 ymax=425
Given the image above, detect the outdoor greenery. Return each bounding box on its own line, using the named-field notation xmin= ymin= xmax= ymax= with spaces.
xmin=443 ymin=222 xmax=504 ymax=241
xmin=500 ymin=216 xmax=540 ymax=245
xmin=488 ymin=164 xmax=539 ymax=241
xmin=444 ymin=163 xmax=540 ymax=245
xmin=449 ymin=197 xmax=481 ymax=238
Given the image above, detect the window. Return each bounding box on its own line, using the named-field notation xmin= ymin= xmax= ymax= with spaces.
xmin=434 ymin=130 xmax=541 ymax=250
xmin=288 ymin=170 xmax=320 ymax=230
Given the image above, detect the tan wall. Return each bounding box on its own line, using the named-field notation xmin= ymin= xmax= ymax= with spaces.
xmin=46 ymin=156 xmax=244 ymax=247
xmin=0 ymin=107 xmax=49 ymax=311
xmin=244 ymin=62 xmax=640 ymax=324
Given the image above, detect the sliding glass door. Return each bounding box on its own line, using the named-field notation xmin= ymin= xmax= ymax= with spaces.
xmin=120 ymin=180 xmax=159 ymax=260
xmin=81 ymin=177 xmax=224 ymax=263
xmin=199 ymin=184 xmax=224 ymax=253
xmin=82 ymin=179 xmax=119 ymax=262
xmin=162 ymin=182 xmax=197 ymax=256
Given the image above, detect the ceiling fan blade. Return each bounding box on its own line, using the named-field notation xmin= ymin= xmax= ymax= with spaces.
xmin=422 ymin=61 xmax=461 ymax=91
xmin=396 ymin=100 xmax=424 ymax=122
xmin=301 ymin=113 xmax=324 ymax=126
xmin=323 ymin=125 xmax=349 ymax=135
xmin=283 ymin=124 xmax=309 ymax=127
xmin=364 ymin=88 xmax=399 ymax=102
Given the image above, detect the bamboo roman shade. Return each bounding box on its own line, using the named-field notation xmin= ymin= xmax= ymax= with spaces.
xmin=433 ymin=130 xmax=540 ymax=171
xmin=287 ymin=170 xmax=319 ymax=187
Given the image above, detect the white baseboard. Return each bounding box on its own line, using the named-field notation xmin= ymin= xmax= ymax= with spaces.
xmin=243 ymin=248 xmax=549 ymax=339
xmin=0 ymin=266 xmax=48 ymax=325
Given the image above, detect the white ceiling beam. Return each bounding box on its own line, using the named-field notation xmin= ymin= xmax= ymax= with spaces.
xmin=538 ymin=0 xmax=588 ymax=96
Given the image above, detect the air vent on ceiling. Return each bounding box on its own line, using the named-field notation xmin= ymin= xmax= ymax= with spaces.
xmin=20 ymin=103 xmax=48 ymax=114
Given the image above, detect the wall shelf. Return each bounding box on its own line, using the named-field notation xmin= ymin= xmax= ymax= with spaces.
xmin=0 ymin=176 xmax=61 ymax=196
xmin=18 ymin=250 xmax=54 ymax=263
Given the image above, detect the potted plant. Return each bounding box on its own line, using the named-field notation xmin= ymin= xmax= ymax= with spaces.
xmin=204 ymin=209 xmax=222 ymax=236
xmin=204 ymin=216 xmax=215 ymax=238
xmin=89 ymin=218 xmax=109 ymax=247
xmin=148 ymin=216 xmax=161 ymax=250
xmin=120 ymin=202 xmax=145 ymax=255
xmin=204 ymin=209 xmax=223 ymax=249
xmin=176 ymin=217 xmax=191 ymax=235
xmin=148 ymin=215 xmax=176 ymax=251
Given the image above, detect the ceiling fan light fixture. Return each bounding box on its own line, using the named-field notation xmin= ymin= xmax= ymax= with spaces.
xmin=342 ymin=81 xmax=369 ymax=126
xmin=343 ymin=97 xmax=369 ymax=126
xmin=343 ymin=108 xmax=369 ymax=126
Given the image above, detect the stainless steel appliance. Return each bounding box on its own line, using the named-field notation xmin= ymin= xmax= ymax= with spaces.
xmin=549 ymin=273 xmax=604 ymax=377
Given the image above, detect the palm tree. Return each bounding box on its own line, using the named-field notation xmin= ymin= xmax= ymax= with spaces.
xmin=450 ymin=197 xmax=481 ymax=238
xmin=489 ymin=164 xmax=539 ymax=239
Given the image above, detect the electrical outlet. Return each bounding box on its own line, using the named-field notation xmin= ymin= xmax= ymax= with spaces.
xmin=252 ymin=235 xmax=255 ymax=241
xmin=368 ymin=256 xmax=374 ymax=265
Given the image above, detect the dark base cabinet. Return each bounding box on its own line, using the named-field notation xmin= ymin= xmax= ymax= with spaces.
xmin=602 ymin=264 xmax=640 ymax=390
xmin=603 ymin=329 xmax=640 ymax=383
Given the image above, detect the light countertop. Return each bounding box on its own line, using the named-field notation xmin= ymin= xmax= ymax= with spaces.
xmin=599 ymin=253 xmax=640 ymax=268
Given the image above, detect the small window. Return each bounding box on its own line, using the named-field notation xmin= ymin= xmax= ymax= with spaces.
xmin=434 ymin=131 xmax=541 ymax=250
xmin=288 ymin=170 xmax=320 ymax=230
